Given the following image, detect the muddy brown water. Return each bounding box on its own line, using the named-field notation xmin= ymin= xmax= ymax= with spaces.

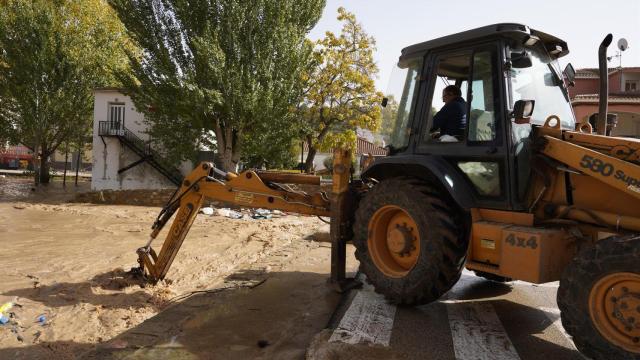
xmin=0 ymin=177 xmax=357 ymax=359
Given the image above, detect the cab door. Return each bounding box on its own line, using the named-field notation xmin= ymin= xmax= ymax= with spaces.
xmin=415 ymin=43 xmax=512 ymax=210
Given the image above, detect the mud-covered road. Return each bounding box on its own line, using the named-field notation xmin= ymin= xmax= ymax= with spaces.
xmin=0 ymin=177 xmax=358 ymax=359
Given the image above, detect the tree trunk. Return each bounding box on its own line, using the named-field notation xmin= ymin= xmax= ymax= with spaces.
xmin=39 ymin=154 xmax=51 ymax=184
xmin=217 ymin=151 xmax=231 ymax=172
xmin=304 ymin=136 xmax=317 ymax=173
xmin=214 ymin=123 xmax=241 ymax=172
xmin=231 ymin=135 xmax=241 ymax=171
xmin=33 ymin=142 xmax=40 ymax=186
xmin=62 ymin=145 xmax=69 ymax=187
xmin=75 ymin=150 xmax=81 ymax=186
xmin=304 ymin=118 xmax=334 ymax=173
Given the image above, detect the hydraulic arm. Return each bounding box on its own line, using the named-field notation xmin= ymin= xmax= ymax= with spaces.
xmin=533 ymin=120 xmax=640 ymax=232
xmin=135 ymin=150 xmax=360 ymax=291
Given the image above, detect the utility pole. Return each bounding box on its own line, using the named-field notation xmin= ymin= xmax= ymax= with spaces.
xmin=608 ymin=38 xmax=630 ymax=92
xmin=607 ymin=51 xmax=623 ymax=91
xmin=619 ymin=51 xmax=623 ymax=92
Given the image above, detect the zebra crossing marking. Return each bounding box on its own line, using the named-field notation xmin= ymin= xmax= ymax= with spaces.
xmin=539 ymin=306 xmax=582 ymax=354
xmin=329 ymin=286 xmax=396 ymax=346
xmin=513 ymin=280 xmax=560 ymax=288
xmin=328 ymin=273 xmax=576 ymax=360
xmin=447 ymin=301 xmax=521 ymax=360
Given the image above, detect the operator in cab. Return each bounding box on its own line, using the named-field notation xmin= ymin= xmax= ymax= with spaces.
xmin=430 ymin=85 xmax=467 ymax=141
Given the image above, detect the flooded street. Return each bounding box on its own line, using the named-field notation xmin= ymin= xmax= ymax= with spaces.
xmin=0 ymin=176 xmax=358 ymax=359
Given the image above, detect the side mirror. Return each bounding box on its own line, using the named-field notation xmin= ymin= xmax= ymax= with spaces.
xmin=511 ymin=51 xmax=532 ymax=68
xmin=563 ymin=63 xmax=576 ymax=86
xmin=512 ymin=100 xmax=535 ymax=124
xmin=381 ymin=97 xmax=388 ymax=108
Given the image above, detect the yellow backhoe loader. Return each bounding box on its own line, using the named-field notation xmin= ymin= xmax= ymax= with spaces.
xmin=133 ymin=24 xmax=640 ymax=359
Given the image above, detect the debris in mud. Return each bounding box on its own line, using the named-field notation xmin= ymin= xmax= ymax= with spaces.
xmin=27 ymin=274 xmax=41 ymax=288
xmin=201 ymin=206 xmax=289 ymax=220
xmin=251 ymin=208 xmax=272 ymax=220
xmin=215 ymin=208 xmax=243 ymax=219
xmin=200 ymin=207 xmax=214 ymax=215
xmin=0 ymin=302 xmax=13 ymax=324
xmin=0 ymin=302 xmax=13 ymax=314
xmin=93 ymin=268 xmax=146 ymax=290
xmin=257 ymin=339 xmax=271 ymax=348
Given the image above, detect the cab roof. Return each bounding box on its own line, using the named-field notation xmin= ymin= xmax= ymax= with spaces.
xmin=400 ymin=23 xmax=569 ymax=62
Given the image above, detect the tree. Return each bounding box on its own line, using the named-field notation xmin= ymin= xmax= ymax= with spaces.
xmin=240 ymin=123 xmax=300 ymax=169
xmin=108 ymin=0 xmax=325 ymax=172
xmin=0 ymin=0 xmax=130 ymax=184
xmin=379 ymin=95 xmax=399 ymax=146
xmin=299 ymin=7 xmax=383 ymax=172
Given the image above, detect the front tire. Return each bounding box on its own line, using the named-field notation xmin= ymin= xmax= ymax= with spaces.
xmin=353 ymin=177 xmax=468 ymax=305
xmin=558 ymin=235 xmax=640 ymax=359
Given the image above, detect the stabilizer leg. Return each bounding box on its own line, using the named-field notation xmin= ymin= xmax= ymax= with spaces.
xmin=329 ymin=149 xmax=362 ymax=293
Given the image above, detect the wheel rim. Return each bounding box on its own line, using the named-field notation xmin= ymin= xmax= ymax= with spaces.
xmin=367 ymin=205 xmax=421 ymax=278
xmin=589 ymin=272 xmax=640 ymax=353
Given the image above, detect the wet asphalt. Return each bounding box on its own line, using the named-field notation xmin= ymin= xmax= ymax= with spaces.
xmin=311 ymin=270 xmax=585 ymax=360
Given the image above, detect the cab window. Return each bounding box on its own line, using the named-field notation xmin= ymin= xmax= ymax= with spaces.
xmin=468 ymin=50 xmax=498 ymax=142
xmin=424 ymin=52 xmax=471 ymax=143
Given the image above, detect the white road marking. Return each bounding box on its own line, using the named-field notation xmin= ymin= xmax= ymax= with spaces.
xmin=447 ymin=302 xmax=521 ymax=360
xmin=513 ymin=280 xmax=560 ymax=288
xmin=329 ymin=289 xmax=397 ymax=346
xmin=538 ymin=306 xmax=581 ymax=353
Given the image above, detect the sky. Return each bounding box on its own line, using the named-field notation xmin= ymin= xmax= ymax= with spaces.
xmin=308 ymin=0 xmax=640 ymax=91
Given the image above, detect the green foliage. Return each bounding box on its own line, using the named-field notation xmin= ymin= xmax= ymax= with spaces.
xmin=299 ymin=7 xmax=383 ymax=172
xmin=109 ymin=0 xmax=325 ymax=171
xmin=321 ymin=154 xmax=356 ymax=174
xmin=0 ymin=0 xmax=129 ymax=183
xmin=241 ymin=123 xmax=300 ymax=169
xmin=379 ymin=95 xmax=399 ymax=144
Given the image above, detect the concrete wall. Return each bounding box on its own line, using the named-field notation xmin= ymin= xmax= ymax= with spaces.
xmin=50 ymin=146 xmax=92 ymax=171
xmin=621 ymin=72 xmax=640 ymax=92
xmin=91 ymin=89 xmax=184 ymax=191
xmin=74 ymin=188 xmax=175 ymax=207
xmin=611 ymin=112 xmax=640 ymax=137
xmin=573 ymin=103 xmax=640 ymax=137
xmin=570 ymin=71 xmax=640 ymax=97
xmin=569 ymin=78 xmax=598 ymax=98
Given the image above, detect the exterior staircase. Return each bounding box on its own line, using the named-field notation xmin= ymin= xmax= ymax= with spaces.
xmin=98 ymin=121 xmax=183 ymax=186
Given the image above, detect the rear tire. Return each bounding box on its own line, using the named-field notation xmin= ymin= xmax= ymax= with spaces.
xmin=353 ymin=177 xmax=468 ymax=305
xmin=558 ymin=235 xmax=640 ymax=360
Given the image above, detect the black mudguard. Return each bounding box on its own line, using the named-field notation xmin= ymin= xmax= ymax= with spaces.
xmin=361 ymin=154 xmax=476 ymax=210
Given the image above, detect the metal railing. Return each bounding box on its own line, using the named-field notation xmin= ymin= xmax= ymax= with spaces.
xmin=98 ymin=121 xmax=183 ymax=185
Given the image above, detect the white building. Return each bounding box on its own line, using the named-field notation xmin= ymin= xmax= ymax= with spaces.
xmin=301 ymin=136 xmax=387 ymax=173
xmin=91 ymin=88 xmax=191 ymax=191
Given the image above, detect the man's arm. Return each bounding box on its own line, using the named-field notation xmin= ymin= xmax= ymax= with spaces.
xmin=430 ymin=103 xmax=451 ymax=132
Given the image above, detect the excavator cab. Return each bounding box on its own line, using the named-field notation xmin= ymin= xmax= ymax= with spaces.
xmin=376 ymin=23 xmax=574 ymax=212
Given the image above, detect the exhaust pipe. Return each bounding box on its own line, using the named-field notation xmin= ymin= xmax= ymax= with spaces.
xmin=597 ymin=34 xmax=613 ymax=135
